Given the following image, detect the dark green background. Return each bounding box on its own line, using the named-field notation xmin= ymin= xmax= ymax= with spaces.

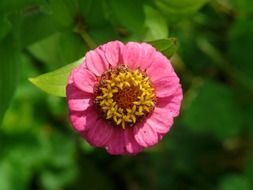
xmin=1 ymin=0 xmax=253 ymax=189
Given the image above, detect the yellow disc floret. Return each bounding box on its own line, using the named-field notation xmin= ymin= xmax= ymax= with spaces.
xmin=94 ymin=65 xmax=156 ymax=129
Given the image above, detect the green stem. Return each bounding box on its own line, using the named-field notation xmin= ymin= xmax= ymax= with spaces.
xmin=74 ymin=23 xmax=97 ymax=50
xmin=79 ymin=29 xmax=97 ymax=50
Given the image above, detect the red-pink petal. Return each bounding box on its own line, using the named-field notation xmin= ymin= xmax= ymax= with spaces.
xmin=138 ymin=43 xmax=157 ymax=70
xmin=84 ymin=120 xmax=113 ymax=147
xmin=157 ymin=86 xmax=183 ymax=117
xmin=122 ymin=42 xmax=156 ymax=70
xmin=72 ymin=68 xmax=96 ymax=93
xmin=124 ymin=128 xmax=144 ymax=154
xmin=66 ymin=83 xmax=92 ymax=111
xmin=99 ymin=41 xmax=124 ymax=67
xmin=122 ymin=42 xmax=141 ymax=70
xmin=106 ymin=128 xmax=128 ymax=155
xmin=146 ymin=52 xmax=176 ymax=83
xmin=85 ymin=49 xmax=109 ymax=76
xmin=153 ymin=76 xmax=180 ymax=98
xmin=146 ymin=107 xmax=174 ymax=134
xmin=69 ymin=111 xmax=86 ymax=131
xmin=78 ymin=58 xmax=87 ymax=69
xmin=69 ymin=108 xmax=97 ymax=132
xmin=134 ymin=122 xmax=159 ymax=148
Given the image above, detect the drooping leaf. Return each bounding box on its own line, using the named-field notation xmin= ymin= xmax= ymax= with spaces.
xmin=29 ymin=58 xmax=82 ymax=97
xmin=0 ymin=37 xmax=21 ymax=125
xmin=148 ymin=38 xmax=178 ymax=58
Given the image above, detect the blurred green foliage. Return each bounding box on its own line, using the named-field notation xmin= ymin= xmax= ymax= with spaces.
xmin=0 ymin=0 xmax=253 ymax=189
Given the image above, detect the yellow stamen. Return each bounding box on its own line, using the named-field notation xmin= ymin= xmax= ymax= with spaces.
xmin=94 ymin=65 xmax=155 ymax=128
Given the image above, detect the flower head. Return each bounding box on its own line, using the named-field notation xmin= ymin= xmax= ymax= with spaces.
xmin=66 ymin=41 xmax=183 ymax=155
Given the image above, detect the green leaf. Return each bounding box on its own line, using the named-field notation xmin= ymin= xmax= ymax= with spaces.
xmin=71 ymin=157 xmax=116 ymax=190
xmin=218 ymin=175 xmax=251 ymax=190
xmin=183 ymin=80 xmax=243 ymax=139
xmin=148 ymin=38 xmax=178 ymax=58
xmin=0 ymin=159 xmax=31 ymax=190
xmin=0 ymin=17 xmax=12 ymax=40
xmin=143 ymin=5 xmax=169 ymax=41
xmin=40 ymin=132 xmax=77 ymax=190
xmin=28 ymin=33 xmax=62 ymax=66
xmin=79 ymin=0 xmax=108 ymax=28
xmin=29 ymin=58 xmax=82 ymax=97
xmin=15 ymin=12 xmax=58 ymax=48
xmin=244 ymin=148 xmax=253 ymax=187
xmin=106 ymin=0 xmax=145 ymax=34
xmin=28 ymin=32 xmax=86 ymax=70
xmin=228 ymin=19 xmax=253 ymax=86
xmin=59 ymin=32 xmax=87 ymax=64
xmin=41 ymin=167 xmax=77 ymax=190
xmin=0 ymin=0 xmax=43 ymax=15
xmin=0 ymin=37 xmax=21 ymax=125
xmin=89 ymin=25 xmax=119 ymax=45
xmin=45 ymin=0 xmax=78 ymax=28
xmin=231 ymin=0 xmax=253 ymax=17
xmin=155 ymin=0 xmax=208 ymax=22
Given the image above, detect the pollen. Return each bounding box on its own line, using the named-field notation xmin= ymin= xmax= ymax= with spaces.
xmin=94 ymin=65 xmax=156 ymax=129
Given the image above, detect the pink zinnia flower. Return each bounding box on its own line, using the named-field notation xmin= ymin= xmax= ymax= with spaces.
xmin=66 ymin=41 xmax=183 ymax=155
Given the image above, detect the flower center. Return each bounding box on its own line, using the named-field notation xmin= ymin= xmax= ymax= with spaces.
xmin=93 ymin=65 xmax=156 ymax=129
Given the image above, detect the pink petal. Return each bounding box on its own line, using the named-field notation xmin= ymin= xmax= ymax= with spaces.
xmin=72 ymin=67 xmax=96 ymax=93
xmin=99 ymin=41 xmax=124 ymax=67
xmin=157 ymin=86 xmax=183 ymax=117
xmin=153 ymin=76 xmax=180 ymax=98
xmin=122 ymin=42 xmax=156 ymax=70
xmin=122 ymin=42 xmax=140 ymax=69
xmin=69 ymin=111 xmax=86 ymax=131
xmin=146 ymin=52 xmax=176 ymax=83
xmin=69 ymin=107 xmax=98 ymax=132
xmin=124 ymin=128 xmax=144 ymax=154
xmin=84 ymin=119 xmax=113 ymax=147
xmin=78 ymin=58 xmax=87 ymax=69
xmin=138 ymin=43 xmax=157 ymax=70
xmin=146 ymin=107 xmax=174 ymax=134
xmin=66 ymin=83 xmax=92 ymax=111
xmin=106 ymin=128 xmax=128 ymax=155
xmin=134 ymin=122 xmax=159 ymax=148
xmin=85 ymin=49 xmax=109 ymax=76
